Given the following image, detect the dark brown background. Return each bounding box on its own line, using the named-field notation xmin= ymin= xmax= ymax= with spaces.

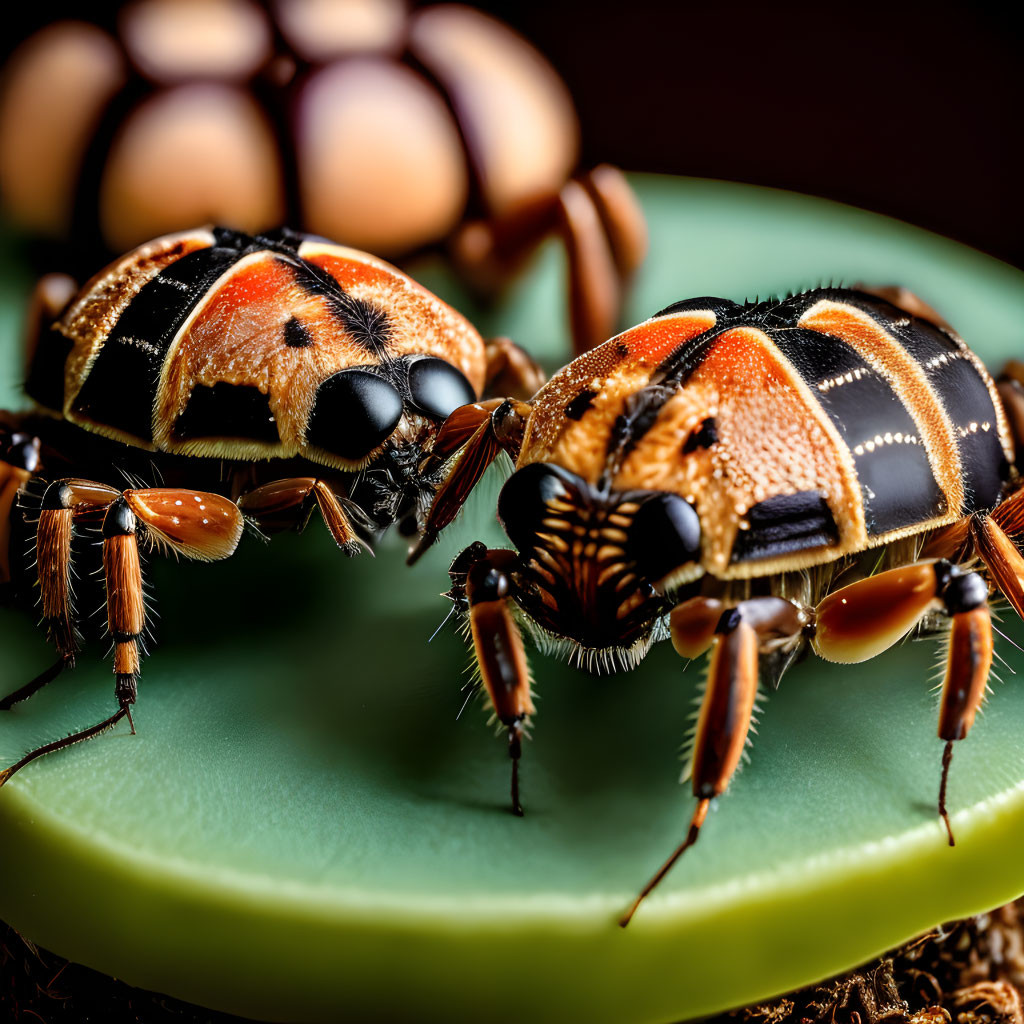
xmin=4 ymin=1 xmax=1023 ymax=268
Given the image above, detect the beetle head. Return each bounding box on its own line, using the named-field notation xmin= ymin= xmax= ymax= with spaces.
xmin=496 ymin=462 xmax=703 ymax=662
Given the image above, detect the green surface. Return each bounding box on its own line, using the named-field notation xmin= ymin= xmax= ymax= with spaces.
xmin=2 ymin=177 xmax=1024 ymax=1023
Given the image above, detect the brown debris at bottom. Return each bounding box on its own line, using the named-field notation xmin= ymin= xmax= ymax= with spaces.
xmin=721 ymin=901 xmax=1024 ymax=1024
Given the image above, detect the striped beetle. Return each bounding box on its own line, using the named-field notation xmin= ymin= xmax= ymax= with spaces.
xmin=0 ymin=225 xmax=541 ymax=783
xmin=413 ymin=286 xmax=1024 ymax=925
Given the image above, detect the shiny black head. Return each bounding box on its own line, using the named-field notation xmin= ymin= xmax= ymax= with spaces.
xmin=496 ymin=463 xmax=703 ymax=652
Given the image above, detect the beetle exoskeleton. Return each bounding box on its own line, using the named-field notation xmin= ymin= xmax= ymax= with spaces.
xmin=416 ymin=286 xmax=1024 ymax=924
xmin=0 ymin=225 xmax=544 ymax=785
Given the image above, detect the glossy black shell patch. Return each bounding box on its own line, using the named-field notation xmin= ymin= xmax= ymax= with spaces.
xmin=407 ymin=357 xmax=476 ymax=420
xmin=174 ymin=383 xmax=280 ymax=444
xmin=497 ymin=463 xmax=576 ymax=554
xmin=305 ymin=368 xmax=403 ymax=460
xmin=731 ymin=491 xmax=839 ymax=563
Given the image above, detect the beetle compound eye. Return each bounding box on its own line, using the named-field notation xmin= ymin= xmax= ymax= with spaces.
xmin=305 ymin=368 xmax=403 ymax=460
xmin=407 ymin=357 xmax=477 ymax=420
xmin=497 ymin=463 xmax=579 ymax=553
xmin=627 ymin=493 xmax=701 ymax=583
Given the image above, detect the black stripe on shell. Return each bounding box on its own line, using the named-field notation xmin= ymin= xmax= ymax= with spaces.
xmin=173 ymin=382 xmax=280 ymax=444
xmin=71 ymin=240 xmax=248 ymax=442
xmin=731 ymin=491 xmax=838 ymax=563
xmin=767 ymin=325 xmax=946 ymax=535
xmin=825 ymin=292 xmax=1008 ymax=514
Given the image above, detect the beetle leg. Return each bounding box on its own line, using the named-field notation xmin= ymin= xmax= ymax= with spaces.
xmin=239 ymin=477 xmax=367 ymax=555
xmin=622 ymin=596 xmax=807 ymax=926
xmin=408 ymin=398 xmax=531 ymax=564
xmin=813 ymin=559 xmax=991 ymax=845
xmin=483 ymin=337 xmax=546 ymax=401
xmin=559 ymin=167 xmax=648 ymax=358
xmin=0 ymin=477 xmax=120 ymax=710
xmin=0 ymin=428 xmax=40 ymax=587
xmin=452 ymin=545 xmax=534 ymax=816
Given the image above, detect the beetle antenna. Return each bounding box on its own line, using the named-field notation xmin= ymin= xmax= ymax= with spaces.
xmin=938 ymin=739 xmax=956 ymax=846
xmin=619 ymin=797 xmax=711 ymax=927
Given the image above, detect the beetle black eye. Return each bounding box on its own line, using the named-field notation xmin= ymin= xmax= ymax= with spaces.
xmin=306 ymin=368 xmax=403 ymax=460
xmin=407 ymin=357 xmax=476 ymax=420
xmin=497 ymin=463 xmax=578 ymax=552
xmin=627 ymin=493 xmax=701 ymax=582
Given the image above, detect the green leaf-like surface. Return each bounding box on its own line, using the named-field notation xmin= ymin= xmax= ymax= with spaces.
xmin=2 ymin=177 xmax=1024 ymax=1023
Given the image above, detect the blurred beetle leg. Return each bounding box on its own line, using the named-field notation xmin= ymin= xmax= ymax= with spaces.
xmin=855 ymin=284 xmax=950 ymax=329
xmin=558 ymin=177 xmax=621 ymax=357
xmin=483 ymin=337 xmax=546 ymax=401
xmin=0 ymin=431 xmax=40 ymax=586
xmin=934 ymin=571 xmax=991 ymax=846
xmin=621 ymin=607 xmax=760 ymax=927
xmin=408 ymin=398 xmax=531 ymax=565
xmin=23 ymin=273 xmax=78 ymax=405
xmin=464 ymin=548 xmax=534 ymax=817
xmin=812 ymin=561 xmax=944 ymax=664
xmin=581 ymin=164 xmax=648 ymax=281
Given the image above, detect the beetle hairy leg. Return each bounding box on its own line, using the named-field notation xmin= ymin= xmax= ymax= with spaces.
xmin=812 ymin=562 xmax=943 ymax=664
xmin=936 ymin=592 xmax=992 ymax=846
xmin=103 ymin=496 xmax=145 ymax=730
xmin=462 ymin=547 xmax=533 ymax=816
xmin=409 ymin=399 xmax=530 ymax=564
xmin=975 ymin=510 xmax=1024 ymax=620
xmin=624 ymin=605 xmax=773 ymax=926
xmin=239 ymin=478 xmax=366 ymax=556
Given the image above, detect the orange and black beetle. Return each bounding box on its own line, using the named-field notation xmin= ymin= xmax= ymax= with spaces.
xmin=0 ymin=225 xmax=541 ymax=782
xmin=416 ymin=286 xmax=1024 ymax=924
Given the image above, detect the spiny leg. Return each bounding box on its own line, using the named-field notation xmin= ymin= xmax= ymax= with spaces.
xmin=813 ymin=559 xmax=991 ymax=845
xmin=1 ymin=478 xmax=120 ymax=710
xmin=620 ymin=596 xmax=807 ymax=927
xmin=239 ymin=477 xmax=369 ymax=555
xmin=1 ymin=487 xmax=243 ymax=785
xmin=408 ymin=398 xmax=531 ymax=564
xmin=453 ymin=544 xmax=534 ymax=816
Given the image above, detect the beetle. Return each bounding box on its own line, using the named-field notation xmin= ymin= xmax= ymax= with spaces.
xmin=0 ymin=224 xmax=542 ymax=785
xmin=411 ymin=285 xmax=1024 ymax=925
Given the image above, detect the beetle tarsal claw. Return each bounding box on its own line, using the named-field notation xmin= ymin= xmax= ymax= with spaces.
xmin=939 ymin=739 xmax=956 ymax=847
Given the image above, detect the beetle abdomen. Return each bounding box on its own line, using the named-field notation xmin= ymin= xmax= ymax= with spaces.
xmin=29 ymin=226 xmax=485 ymax=469
xmin=520 ymin=288 xmax=1012 ymax=578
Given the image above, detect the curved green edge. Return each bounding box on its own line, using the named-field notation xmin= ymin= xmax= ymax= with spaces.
xmin=0 ymin=176 xmax=1023 ymax=1022
xmin=3 ymin=767 xmax=1024 ymax=1023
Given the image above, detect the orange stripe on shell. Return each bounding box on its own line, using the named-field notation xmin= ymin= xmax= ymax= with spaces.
xmin=518 ymin=311 xmax=716 ymax=484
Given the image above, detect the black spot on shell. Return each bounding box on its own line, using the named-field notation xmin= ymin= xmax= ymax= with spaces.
xmin=284 ymin=317 xmax=313 ymax=348
xmin=565 ymin=390 xmax=597 ymax=420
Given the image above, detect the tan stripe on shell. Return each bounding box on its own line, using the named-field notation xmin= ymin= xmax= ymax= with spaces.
xmin=798 ymin=298 xmax=965 ymax=517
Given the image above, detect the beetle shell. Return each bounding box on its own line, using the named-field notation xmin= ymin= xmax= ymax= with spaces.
xmin=28 ymin=226 xmax=485 ymax=471
xmin=516 ymin=288 xmax=1012 ymax=580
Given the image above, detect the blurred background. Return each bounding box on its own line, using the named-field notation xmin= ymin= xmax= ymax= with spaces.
xmin=2 ymin=0 xmax=1021 ymax=269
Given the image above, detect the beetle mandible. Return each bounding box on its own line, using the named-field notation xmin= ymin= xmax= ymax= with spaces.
xmin=412 ymin=285 xmax=1024 ymax=925
xmin=0 ymin=224 xmax=542 ymax=782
